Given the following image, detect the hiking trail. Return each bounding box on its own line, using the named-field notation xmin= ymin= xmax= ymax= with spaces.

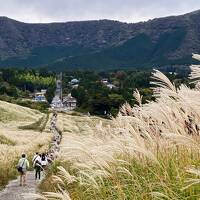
xmin=0 ymin=171 xmax=38 ymax=200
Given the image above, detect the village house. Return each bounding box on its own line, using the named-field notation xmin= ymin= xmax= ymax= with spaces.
xmin=63 ymin=93 xmax=77 ymax=110
xmin=101 ymin=78 xmax=117 ymax=89
xmin=71 ymin=84 xmax=79 ymax=89
xmin=34 ymin=89 xmax=47 ymax=102
xmin=51 ymin=96 xmax=63 ymax=108
xmin=101 ymin=78 xmax=109 ymax=84
xmin=106 ymin=83 xmax=116 ymax=89
xmin=69 ymin=78 xmax=79 ymax=85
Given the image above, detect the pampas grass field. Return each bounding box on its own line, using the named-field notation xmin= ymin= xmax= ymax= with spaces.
xmin=37 ymin=54 xmax=200 ymax=200
xmin=0 ymin=101 xmax=51 ymax=188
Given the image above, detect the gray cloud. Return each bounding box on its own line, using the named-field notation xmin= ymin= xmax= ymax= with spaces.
xmin=0 ymin=0 xmax=200 ymax=23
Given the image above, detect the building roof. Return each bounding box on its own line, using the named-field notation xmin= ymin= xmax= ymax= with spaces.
xmin=70 ymin=79 xmax=79 ymax=84
xmin=106 ymin=84 xmax=116 ymax=89
xmin=51 ymin=96 xmax=62 ymax=104
xmin=63 ymin=94 xmax=77 ymax=103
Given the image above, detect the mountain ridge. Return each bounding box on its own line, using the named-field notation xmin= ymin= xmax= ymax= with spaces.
xmin=0 ymin=9 xmax=200 ymax=70
xmin=2 ymin=8 xmax=200 ymax=24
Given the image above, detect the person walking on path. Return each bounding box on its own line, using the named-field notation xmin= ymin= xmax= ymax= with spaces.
xmin=17 ymin=154 xmax=29 ymax=186
xmin=34 ymin=160 xmax=42 ymax=180
xmin=32 ymin=152 xmax=42 ymax=180
xmin=32 ymin=152 xmax=41 ymax=165
xmin=41 ymin=153 xmax=48 ymax=170
xmin=32 ymin=152 xmax=39 ymax=161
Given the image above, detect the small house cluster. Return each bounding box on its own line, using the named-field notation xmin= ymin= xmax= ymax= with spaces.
xmin=51 ymin=96 xmax=63 ymax=108
xmin=101 ymin=78 xmax=116 ymax=89
xmin=51 ymin=76 xmax=78 ymax=111
xmin=63 ymin=94 xmax=77 ymax=110
xmin=51 ymin=93 xmax=77 ymax=111
xmin=34 ymin=89 xmax=47 ymax=102
xmin=69 ymin=78 xmax=79 ymax=89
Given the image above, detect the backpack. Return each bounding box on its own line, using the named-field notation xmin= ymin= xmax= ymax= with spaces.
xmin=33 ymin=155 xmax=39 ymax=168
xmin=17 ymin=159 xmax=25 ymax=172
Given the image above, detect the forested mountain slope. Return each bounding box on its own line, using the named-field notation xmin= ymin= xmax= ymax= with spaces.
xmin=0 ymin=10 xmax=200 ymax=70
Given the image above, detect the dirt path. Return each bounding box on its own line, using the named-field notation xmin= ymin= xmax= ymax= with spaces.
xmin=0 ymin=113 xmax=61 ymax=200
xmin=0 ymin=171 xmax=38 ymax=200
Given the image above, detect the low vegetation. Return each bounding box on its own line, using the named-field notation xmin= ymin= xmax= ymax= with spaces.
xmin=38 ymin=54 xmax=200 ymax=199
xmin=19 ymin=113 xmax=49 ymax=132
xmin=0 ymin=101 xmax=51 ymax=189
xmin=0 ymin=135 xmax=16 ymax=146
xmin=0 ymin=100 xmax=41 ymax=122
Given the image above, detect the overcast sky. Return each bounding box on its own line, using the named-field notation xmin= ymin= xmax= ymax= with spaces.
xmin=0 ymin=0 xmax=200 ymax=23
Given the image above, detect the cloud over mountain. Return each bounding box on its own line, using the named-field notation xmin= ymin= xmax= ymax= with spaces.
xmin=0 ymin=0 xmax=200 ymax=23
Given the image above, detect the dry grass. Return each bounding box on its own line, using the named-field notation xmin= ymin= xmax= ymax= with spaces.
xmin=0 ymin=100 xmax=41 ymax=123
xmin=57 ymin=112 xmax=110 ymax=134
xmin=0 ymin=101 xmax=51 ymax=188
xmin=38 ymin=55 xmax=200 ymax=199
xmin=19 ymin=114 xmax=50 ymax=132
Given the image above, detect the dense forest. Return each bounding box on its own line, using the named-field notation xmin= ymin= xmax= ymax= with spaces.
xmin=63 ymin=67 xmax=190 ymax=116
xmin=0 ymin=66 xmax=191 ymax=116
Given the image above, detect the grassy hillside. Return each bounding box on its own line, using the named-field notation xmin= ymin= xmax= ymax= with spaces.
xmin=0 ymin=100 xmax=51 ymax=188
xmin=0 ymin=100 xmax=41 ymax=122
xmin=39 ymin=59 xmax=200 ymax=199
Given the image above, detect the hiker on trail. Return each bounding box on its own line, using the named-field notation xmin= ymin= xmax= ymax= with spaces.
xmin=17 ymin=154 xmax=29 ymax=186
xmin=32 ymin=152 xmax=41 ymax=165
xmin=41 ymin=153 xmax=48 ymax=169
xmin=53 ymin=112 xmax=57 ymax=117
xmin=34 ymin=160 xmax=42 ymax=180
xmin=32 ymin=152 xmax=42 ymax=180
xmin=47 ymin=153 xmax=54 ymax=164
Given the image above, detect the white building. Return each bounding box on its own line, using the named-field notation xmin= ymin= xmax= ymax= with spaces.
xmin=72 ymin=84 xmax=79 ymax=89
xmin=51 ymin=96 xmax=63 ymax=108
xmin=101 ymin=78 xmax=109 ymax=84
xmin=69 ymin=79 xmax=79 ymax=85
xmin=106 ymin=84 xmax=116 ymax=89
xmin=101 ymin=78 xmax=117 ymax=89
xmin=63 ymin=94 xmax=77 ymax=110
xmin=34 ymin=89 xmax=47 ymax=102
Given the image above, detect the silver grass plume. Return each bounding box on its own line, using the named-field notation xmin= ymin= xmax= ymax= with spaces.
xmin=182 ymin=167 xmax=200 ymax=191
xmin=42 ymin=191 xmax=72 ymax=200
xmin=133 ymin=89 xmax=143 ymax=107
xmin=189 ymin=65 xmax=200 ymax=83
xmin=120 ymin=102 xmax=134 ymax=116
xmin=189 ymin=54 xmax=200 ymax=85
xmin=192 ymin=53 xmax=200 ymax=61
xmin=150 ymin=69 xmax=176 ymax=96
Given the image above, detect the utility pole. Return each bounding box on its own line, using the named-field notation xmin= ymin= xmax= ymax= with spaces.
xmin=60 ymin=72 xmax=63 ymax=101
